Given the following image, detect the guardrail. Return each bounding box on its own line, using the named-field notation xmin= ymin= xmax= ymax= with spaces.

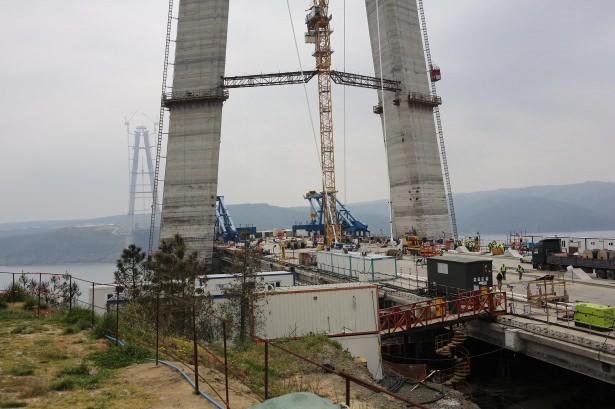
xmin=379 ymin=291 xmax=507 ymax=334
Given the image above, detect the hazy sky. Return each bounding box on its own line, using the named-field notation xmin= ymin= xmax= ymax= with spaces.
xmin=1 ymin=0 xmax=614 ymax=223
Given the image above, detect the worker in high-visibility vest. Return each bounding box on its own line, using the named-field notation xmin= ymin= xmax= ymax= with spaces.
xmin=517 ymin=264 xmax=525 ymax=280
xmin=500 ymin=263 xmax=507 ymax=281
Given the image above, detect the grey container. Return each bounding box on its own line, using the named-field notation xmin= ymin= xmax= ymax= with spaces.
xmin=427 ymin=255 xmax=493 ymax=296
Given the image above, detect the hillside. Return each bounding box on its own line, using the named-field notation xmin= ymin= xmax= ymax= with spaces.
xmin=0 ymin=181 xmax=614 ymax=264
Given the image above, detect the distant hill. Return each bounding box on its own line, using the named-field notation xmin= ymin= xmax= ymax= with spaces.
xmin=454 ymin=181 xmax=615 ymax=234
xmin=1 ymin=181 xmax=614 ymax=264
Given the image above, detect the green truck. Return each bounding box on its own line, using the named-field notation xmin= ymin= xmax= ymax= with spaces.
xmin=574 ymin=303 xmax=615 ymax=331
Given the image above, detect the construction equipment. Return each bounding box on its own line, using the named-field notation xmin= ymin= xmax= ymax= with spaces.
xmin=215 ymin=196 xmax=239 ymax=243
xmin=292 ymin=191 xmax=369 ymax=238
xmin=403 ymin=231 xmax=421 ymax=255
xmin=574 ymin=303 xmax=615 ymax=331
xmin=305 ymin=1 xmax=341 ymax=247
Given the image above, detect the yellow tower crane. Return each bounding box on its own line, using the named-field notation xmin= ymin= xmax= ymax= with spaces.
xmin=305 ymin=0 xmax=341 ymax=246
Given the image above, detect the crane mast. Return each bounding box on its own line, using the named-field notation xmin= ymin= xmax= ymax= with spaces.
xmin=306 ymin=0 xmax=341 ymax=246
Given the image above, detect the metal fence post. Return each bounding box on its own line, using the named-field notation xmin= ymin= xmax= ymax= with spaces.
xmin=192 ymin=297 xmax=199 ymax=395
xmin=12 ymin=273 xmax=15 ymax=289
xmin=155 ymin=291 xmax=160 ymax=366
xmin=37 ymin=273 xmax=41 ymax=318
xmin=115 ymin=286 xmax=120 ymax=346
xmin=69 ymin=275 xmax=72 ymax=312
xmin=91 ymin=282 xmax=95 ymax=327
xmin=264 ymin=340 xmax=269 ymax=400
xmin=223 ymin=320 xmax=230 ymax=408
xmin=345 ymin=377 xmax=350 ymax=406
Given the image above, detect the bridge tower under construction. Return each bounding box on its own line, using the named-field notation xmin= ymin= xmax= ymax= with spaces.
xmin=156 ymin=0 xmax=454 ymax=261
xmin=366 ymin=0 xmax=452 ymax=240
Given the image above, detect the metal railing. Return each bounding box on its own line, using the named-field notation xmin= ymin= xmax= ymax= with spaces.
xmin=379 ymin=291 xmax=507 ymax=334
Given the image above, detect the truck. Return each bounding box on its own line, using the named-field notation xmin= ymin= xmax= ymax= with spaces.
xmin=532 ymin=238 xmax=615 ymax=279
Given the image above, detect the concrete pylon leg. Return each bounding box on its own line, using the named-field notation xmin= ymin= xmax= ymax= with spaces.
xmin=160 ymin=0 xmax=230 ymax=262
xmin=365 ymin=0 xmax=451 ymax=240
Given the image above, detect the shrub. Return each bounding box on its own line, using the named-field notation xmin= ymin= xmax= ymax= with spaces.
xmin=0 ymin=298 xmax=7 ymax=309
xmin=92 ymin=313 xmax=116 ymax=339
xmin=22 ymin=297 xmax=48 ymax=311
xmin=52 ymin=306 xmax=93 ymax=330
xmin=90 ymin=344 xmax=151 ymax=369
xmin=51 ymin=363 xmax=108 ymax=391
xmin=8 ymin=361 xmax=36 ymax=376
xmin=4 ymin=283 xmax=27 ymax=302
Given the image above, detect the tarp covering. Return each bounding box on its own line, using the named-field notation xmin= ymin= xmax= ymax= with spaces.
xmin=504 ymin=248 xmax=522 ymax=259
xmin=250 ymin=392 xmax=344 ymax=409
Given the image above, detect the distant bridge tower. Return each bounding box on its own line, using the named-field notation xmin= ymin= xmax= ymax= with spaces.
xmin=127 ymin=124 xmax=155 ymax=245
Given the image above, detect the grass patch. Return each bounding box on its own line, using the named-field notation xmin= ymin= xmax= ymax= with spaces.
xmin=92 ymin=312 xmax=116 ymax=339
xmin=222 ymin=334 xmax=347 ymax=396
xmin=51 ymin=306 xmax=94 ymax=329
xmin=52 ymin=362 xmax=109 ymax=391
xmin=90 ymin=344 xmax=151 ymax=369
xmin=18 ymin=379 xmax=48 ymax=398
xmin=23 ymin=296 xmax=48 ymax=311
xmin=0 ymin=308 xmax=35 ymax=321
xmin=10 ymin=322 xmax=44 ymax=335
xmin=8 ymin=361 xmax=37 ymax=376
xmin=39 ymin=348 xmax=69 ymax=362
xmin=0 ymin=402 xmax=27 ymax=408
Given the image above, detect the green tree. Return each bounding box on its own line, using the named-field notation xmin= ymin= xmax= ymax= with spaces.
xmin=115 ymin=244 xmax=147 ymax=300
xmin=146 ymin=234 xmax=208 ymax=337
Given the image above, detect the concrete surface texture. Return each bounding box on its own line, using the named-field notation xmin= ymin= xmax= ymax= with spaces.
xmin=365 ymin=0 xmax=451 ymax=240
xmin=160 ymin=0 xmax=229 ymax=262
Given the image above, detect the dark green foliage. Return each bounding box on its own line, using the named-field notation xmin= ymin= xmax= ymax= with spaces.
xmin=115 ymin=244 xmax=148 ymax=300
xmin=22 ymin=297 xmax=47 ymax=311
xmin=52 ymin=306 xmax=93 ymax=330
xmin=92 ymin=313 xmax=116 ymax=339
xmin=8 ymin=361 xmax=36 ymax=376
xmin=0 ymin=402 xmax=28 ymax=408
xmin=4 ymin=283 xmax=26 ymax=302
xmin=90 ymin=344 xmax=151 ymax=369
xmin=52 ymin=362 xmax=108 ymax=391
xmin=58 ymin=362 xmax=89 ymax=376
xmin=0 ymin=308 xmax=34 ymax=321
xmin=0 ymin=298 xmax=6 ymax=309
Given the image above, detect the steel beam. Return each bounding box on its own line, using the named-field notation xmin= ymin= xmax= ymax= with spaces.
xmin=222 ymin=70 xmax=400 ymax=91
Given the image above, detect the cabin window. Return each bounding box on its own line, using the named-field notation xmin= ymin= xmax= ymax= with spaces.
xmin=437 ymin=263 xmax=448 ymax=275
xmin=275 ymin=281 xmax=281 ymax=287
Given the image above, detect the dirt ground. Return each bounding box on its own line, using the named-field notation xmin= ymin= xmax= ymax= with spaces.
xmin=123 ymin=362 xmax=261 ymax=409
xmin=0 ymin=308 xmax=260 ymax=409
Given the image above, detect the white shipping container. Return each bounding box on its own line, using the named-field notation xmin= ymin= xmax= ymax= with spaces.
xmin=316 ymin=251 xmax=398 ymax=282
xmin=255 ymin=283 xmax=383 ymax=378
xmin=197 ymin=271 xmax=295 ymax=301
xmin=88 ymin=284 xmax=116 ymax=315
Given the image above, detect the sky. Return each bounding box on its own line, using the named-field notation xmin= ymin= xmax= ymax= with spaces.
xmin=1 ymin=0 xmax=614 ymax=223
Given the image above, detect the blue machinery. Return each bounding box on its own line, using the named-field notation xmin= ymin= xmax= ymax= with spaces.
xmin=292 ymin=191 xmax=369 ymax=237
xmin=215 ymin=196 xmax=256 ymax=242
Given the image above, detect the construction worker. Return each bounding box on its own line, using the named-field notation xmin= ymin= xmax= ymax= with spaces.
xmin=517 ymin=264 xmax=525 ymax=280
xmin=496 ymin=271 xmax=503 ymax=291
xmin=500 ymin=263 xmax=507 ymax=281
